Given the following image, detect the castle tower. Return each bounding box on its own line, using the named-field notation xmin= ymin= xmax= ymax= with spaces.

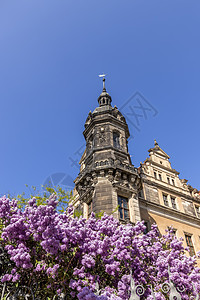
xmin=74 ymin=77 xmax=141 ymax=223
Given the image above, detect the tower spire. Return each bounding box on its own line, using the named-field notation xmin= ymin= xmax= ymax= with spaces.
xmin=154 ymin=139 xmax=158 ymax=146
xmin=97 ymin=74 xmax=112 ymax=107
xmin=98 ymin=73 xmax=107 ymax=91
xmin=103 ymin=77 xmax=106 ymax=91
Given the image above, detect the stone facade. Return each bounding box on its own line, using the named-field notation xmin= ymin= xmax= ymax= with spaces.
xmin=73 ymin=80 xmax=200 ymax=262
xmin=74 ymin=79 xmax=140 ymax=224
xmin=139 ymin=140 xmax=200 ymax=261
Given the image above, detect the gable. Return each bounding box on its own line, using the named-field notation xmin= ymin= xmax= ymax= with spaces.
xmin=148 ymin=146 xmax=170 ymax=159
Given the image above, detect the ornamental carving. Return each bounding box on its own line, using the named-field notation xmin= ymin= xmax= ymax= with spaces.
xmin=115 ymin=170 xmax=121 ymax=180
xmin=111 ymin=106 xmax=126 ymax=124
xmin=113 ymin=173 xmax=136 ymax=192
xmin=92 ymin=171 xmax=98 ymax=185
xmin=85 ymin=111 xmax=93 ymax=127
xmin=107 ymin=169 xmax=114 ymax=182
xmin=99 ymin=132 xmax=107 ymax=144
xmin=76 ymin=174 xmax=97 ymax=197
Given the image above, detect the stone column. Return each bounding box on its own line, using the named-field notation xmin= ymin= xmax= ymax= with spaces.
xmin=129 ymin=192 xmax=141 ymax=224
xmin=83 ymin=202 xmax=88 ymax=219
xmin=112 ymin=187 xmax=119 ymax=220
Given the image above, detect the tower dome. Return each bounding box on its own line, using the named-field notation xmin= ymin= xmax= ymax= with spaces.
xmin=97 ymin=78 xmax=112 ymax=106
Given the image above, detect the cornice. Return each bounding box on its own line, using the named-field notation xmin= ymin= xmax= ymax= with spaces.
xmin=139 ymin=197 xmax=200 ymax=228
xmin=83 ymin=113 xmax=129 ymax=137
xmin=148 ymin=147 xmax=170 ymax=159
xmin=144 ymin=159 xmax=179 ymax=175
xmin=78 ymin=187 xmax=94 ymax=204
xmin=113 ymin=183 xmax=138 ymax=197
xmin=85 ymin=145 xmax=129 ymax=163
xmin=75 ymin=161 xmax=138 ymax=185
xmin=141 ymin=177 xmax=194 ymax=202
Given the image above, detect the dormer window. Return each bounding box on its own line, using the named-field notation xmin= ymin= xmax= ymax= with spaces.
xmin=113 ymin=132 xmax=120 ymax=149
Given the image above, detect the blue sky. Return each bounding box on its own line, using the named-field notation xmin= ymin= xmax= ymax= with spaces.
xmin=0 ymin=0 xmax=200 ymax=196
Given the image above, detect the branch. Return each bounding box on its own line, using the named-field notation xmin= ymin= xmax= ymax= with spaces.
xmin=0 ymin=282 xmax=6 ymax=300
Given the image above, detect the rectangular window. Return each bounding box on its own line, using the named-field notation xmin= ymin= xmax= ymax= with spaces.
xmin=185 ymin=234 xmax=195 ymax=256
xmin=172 ymin=179 xmax=175 ymax=186
xmin=118 ymin=196 xmax=129 ymax=220
xmin=171 ymin=197 xmax=177 ymax=209
xmin=195 ymin=206 xmax=200 ymax=218
xmin=154 ymin=172 xmax=157 ymax=179
xmin=143 ymin=221 xmax=150 ymax=234
xmin=163 ymin=194 xmax=169 ymax=206
xmin=167 ymin=177 xmax=170 ymax=184
xmin=159 ymin=174 xmax=162 ymax=181
xmin=113 ymin=132 xmax=120 ymax=149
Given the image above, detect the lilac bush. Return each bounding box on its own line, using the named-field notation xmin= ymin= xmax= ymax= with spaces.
xmin=0 ymin=194 xmax=200 ymax=299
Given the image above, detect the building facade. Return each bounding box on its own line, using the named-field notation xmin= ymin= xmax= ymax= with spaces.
xmin=73 ymin=79 xmax=200 ymax=261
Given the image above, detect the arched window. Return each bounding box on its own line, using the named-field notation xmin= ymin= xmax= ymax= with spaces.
xmin=113 ymin=132 xmax=120 ymax=149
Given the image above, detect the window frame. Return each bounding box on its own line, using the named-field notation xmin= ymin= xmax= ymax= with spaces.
xmin=185 ymin=233 xmax=195 ymax=256
xmin=163 ymin=194 xmax=169 ymax=207
xmin=113 ymin=131 xmax=120 ymax=149
xmin=195 ymin=205 xmax=200 ymax=218
xmin=143 ymin=220 xmax=150 ymax=234
xmin=118 ymin=195 xmax=129 ymax=220
xmin=171 ymin=196 xmax=177 ymax=209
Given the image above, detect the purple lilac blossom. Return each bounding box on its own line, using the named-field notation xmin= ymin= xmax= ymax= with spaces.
xmin=0 ymin=195 xmax=199 ymax=299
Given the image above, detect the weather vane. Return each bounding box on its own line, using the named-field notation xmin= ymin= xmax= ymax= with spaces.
xmin=98 ymin=73 xmax=107 ymax=90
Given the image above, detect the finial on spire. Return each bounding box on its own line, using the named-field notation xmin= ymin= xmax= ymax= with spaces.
xmin=154 ymin=139 xmax=158 ymax=146
xmin=97 ymin=73 xmax=112 ymax=107
xmin=98 ymin=73 xmax=107 ymax=91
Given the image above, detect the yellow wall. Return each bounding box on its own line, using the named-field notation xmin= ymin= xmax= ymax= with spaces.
xmin=141 ymin=208 xmax=200 ymax=266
